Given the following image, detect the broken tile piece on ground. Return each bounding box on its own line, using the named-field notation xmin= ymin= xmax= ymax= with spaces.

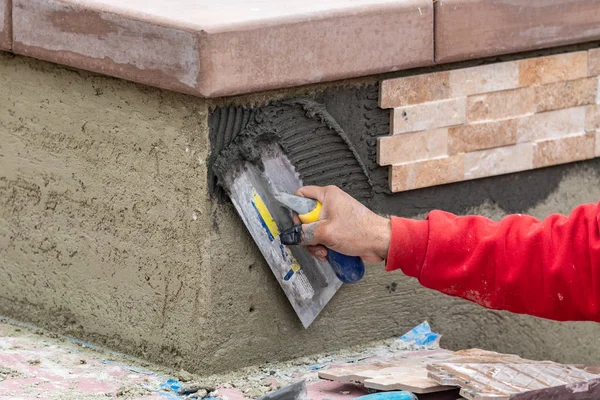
xmin=427 ymin=349 xmax=600 ymax=400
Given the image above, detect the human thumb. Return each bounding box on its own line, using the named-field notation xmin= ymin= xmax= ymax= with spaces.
xmin=280 ymin=222 xmax=322 ymax=246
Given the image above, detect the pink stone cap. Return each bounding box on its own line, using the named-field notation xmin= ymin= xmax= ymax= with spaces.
xmin=435 ymin=0 xmax=600 ymax=63
xmin=8 ymin=0 xmax=434 ymax=97
xmin=0 ymin=0 xmax=10 ymax=50
xmin=2 ymin=0 xmax=599 ymax=98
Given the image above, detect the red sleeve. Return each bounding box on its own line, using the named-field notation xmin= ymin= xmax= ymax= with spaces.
xmin=385 ymin=203 xmax=600 ymax=322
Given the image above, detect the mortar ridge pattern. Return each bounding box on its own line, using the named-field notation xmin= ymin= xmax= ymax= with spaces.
xmin=208 ymin=106 xmax=256 ymax=194
xmin=210 ymin=98 xmax=373 ymax=201
xmin=283 ymin=97 xmax=374 ymax=189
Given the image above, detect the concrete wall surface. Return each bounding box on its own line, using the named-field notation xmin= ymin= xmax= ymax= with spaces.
xmin=2 ymin=53 xmax=600 ymax=375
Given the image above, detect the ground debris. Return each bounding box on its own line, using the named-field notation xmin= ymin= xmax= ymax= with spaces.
xmin=177 ymin=369 xmax=196 ymax=382
xmin=244 ymin=386 xmax=270 ymax=398
xmin=191 ymin=336 xmax=405 ymax=397
xmin=186 ymin=388 xmax=208 ymax=398
xmin=178 ymin=382 xmax=204 ymax=395
xmin=0 ymin=316 xmax=429 ymax=400
xmin=0 ymin=367 xmax=22 ymax=380
xmin=116 ymin=384 xmax=151 ymax=397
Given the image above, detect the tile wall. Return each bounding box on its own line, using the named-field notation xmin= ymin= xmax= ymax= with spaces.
xmin=379 ymin=50 xmax=600 ymax=193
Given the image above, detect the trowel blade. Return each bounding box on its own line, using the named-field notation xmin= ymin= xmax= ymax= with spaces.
xmin=273 ymin=192 xmax=316 ymax=215
xmin=220 ymin=142 xmax=342 ymax=328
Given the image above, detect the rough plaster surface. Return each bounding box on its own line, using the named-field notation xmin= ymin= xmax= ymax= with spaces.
xmin=0 ymin=52 xmax=216 ymax=371
xmin=3 ymin=53 xmax=600 ymax=377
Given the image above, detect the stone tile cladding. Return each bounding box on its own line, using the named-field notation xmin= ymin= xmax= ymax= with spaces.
xmin=379 ymin=50 xmax=600 ymax=193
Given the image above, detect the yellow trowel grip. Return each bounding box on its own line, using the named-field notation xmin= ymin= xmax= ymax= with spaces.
xmin=298 ymin=201 xmax=322 ymax=224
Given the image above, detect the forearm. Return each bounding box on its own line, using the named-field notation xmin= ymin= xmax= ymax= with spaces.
xmin=386 ymin=203 xmax=600 ymax=322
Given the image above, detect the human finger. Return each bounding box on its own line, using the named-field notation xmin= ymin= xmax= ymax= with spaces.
xmin=306 ymin=244 xmax=328 ymax=261
xmin=294 ymin=186 xmax=327 ymax=203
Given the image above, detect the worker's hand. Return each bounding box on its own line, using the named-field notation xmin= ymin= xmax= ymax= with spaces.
xmin=293 ymin=186 xmax=391 ymax=263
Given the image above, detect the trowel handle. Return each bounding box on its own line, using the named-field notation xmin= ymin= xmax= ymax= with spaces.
xmin=297 ymin=200 xmax=365 ymax=284
xmin=326 ymin=250 xmax=365 ymax=284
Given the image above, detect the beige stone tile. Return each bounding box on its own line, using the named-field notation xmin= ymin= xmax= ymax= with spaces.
xmin=586 ymin=105 xmax=600 ymax=133
xmin=519 ymin=52 xmax=588 ymax=87
xmin=517 ymin=107 xmax=586 ymax=143
xmin=450 ymin=61 xmax=520 ymax=97
xmin=389 ymin=156 xmax=465 ymax=192
xmin=0 ymin=0 xmax=10 ymax=50
xmin=589 ymin=48 xmax=600 ymax=77
xmin=380 ymin=72 xmax=450 ymax=109
xmin=533 ymin=133 xmax=595 ymax=168
xmin=464 ymin=143 xmax=534 ymax=180
xmin=378 ymin=129 xmax=448 ymax=166
xmin=435 ymin=0 xmax=600 ymax=63
xmin=596 ymin=131 xmax=600 ymax=157
xmin=12 ymin=0 xmax=435 ymax=97
xmin=467 ymin=87 xmax=535 ymax=123
xmin=391 ymin=98 xmax=465 ymax=134
xmin=535 ymin=77 xmax=598 ymax=113
xmin=448 ymin=119 xmax=517 ymax=155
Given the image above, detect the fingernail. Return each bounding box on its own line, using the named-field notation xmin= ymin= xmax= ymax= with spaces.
xmin=280 ymin=224 xmax=303 ymax=245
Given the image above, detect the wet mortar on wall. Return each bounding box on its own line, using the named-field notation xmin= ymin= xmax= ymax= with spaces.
xmin=209 ymin=85 xmax=573 ymax=217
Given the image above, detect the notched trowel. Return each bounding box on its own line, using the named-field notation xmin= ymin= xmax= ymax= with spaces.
xmin=218 ymin=142 xmax=342 ymax=328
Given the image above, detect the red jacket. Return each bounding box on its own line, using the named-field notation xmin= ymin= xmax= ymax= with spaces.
xmin=386 ymin=202 xmax=600 ymax=322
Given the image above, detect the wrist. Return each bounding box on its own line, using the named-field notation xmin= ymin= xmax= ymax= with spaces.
xmin=373 ymin=215 xmax=392 ymax=260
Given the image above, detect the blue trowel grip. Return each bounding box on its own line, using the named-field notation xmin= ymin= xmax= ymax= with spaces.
xmin=326 ymin=250 xmax=365 ymax=284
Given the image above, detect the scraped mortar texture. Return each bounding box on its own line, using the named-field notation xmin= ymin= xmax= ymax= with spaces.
xmin=210 ymin=99 xmax=372 ymax=203
xmin=2 ymin=53 xmax=600 ymax=377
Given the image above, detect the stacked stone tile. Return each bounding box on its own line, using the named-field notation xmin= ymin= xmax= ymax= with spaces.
xmin=378 ymin=50 xmax=600 ymax=193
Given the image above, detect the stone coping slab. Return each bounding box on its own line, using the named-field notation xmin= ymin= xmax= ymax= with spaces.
xmin=435 ymin=0 xmax=600 ymax=63
xmin=0 ymin=0 xmax=10 ymax=50
xmin=1 ymin=0 xmax=599 ymax=97
xmin=10 ymin=0 xmax=434 ymax=97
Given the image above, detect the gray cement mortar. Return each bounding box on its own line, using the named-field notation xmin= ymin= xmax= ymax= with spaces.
xmin=2 ymin=52 xmax=600 ymax=377
xmin=0 ymin=52 xmax=217 ymax=371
